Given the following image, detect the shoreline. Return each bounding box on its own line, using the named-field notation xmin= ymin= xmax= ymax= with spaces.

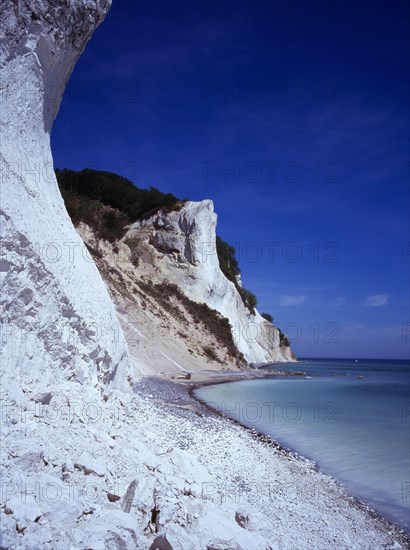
xmin=3 ymin=365 xmax=409 ymax=549
xmin=172 ymin=362 xmax=307 ymax=386
xmin=161 ymin=369 xmax=410 ymax=538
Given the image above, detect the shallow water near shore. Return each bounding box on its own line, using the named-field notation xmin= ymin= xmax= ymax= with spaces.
xmin=194 ymin=359 xmax=410 ymax=530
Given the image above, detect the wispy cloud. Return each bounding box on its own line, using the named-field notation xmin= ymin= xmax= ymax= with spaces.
xmin=364 ymin=294 xmax=390 ymax=307
xmin=340 ymin=323 xmax=404 ymax=342
xmin=332 ymin=296 xmax=347 ymax=306
xmin=343 ymin=322 xmax=366 ymax=332
xmin=278 ymin=295 xmax=306 ymax=307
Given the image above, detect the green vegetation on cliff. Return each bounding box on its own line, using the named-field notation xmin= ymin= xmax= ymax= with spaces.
xmin=57 ymin=168 xmax=186 ymax=242
xmin=56 ymin=168 xmax=259 ymax=315
xmin=215 ymin=236 xmax=258 ymax=314
xmin=56 ymin=168 xmax=183 ymax=223
xmin=138 ymin=280 xmax=242 ymax=361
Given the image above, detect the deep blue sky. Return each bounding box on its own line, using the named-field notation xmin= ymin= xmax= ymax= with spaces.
xmin=52 ymin=0 xmax=410 ymax=359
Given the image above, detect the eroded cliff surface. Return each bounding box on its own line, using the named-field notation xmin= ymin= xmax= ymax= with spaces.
xmin=0 ymin=0 xmax=129 ymax=391
xmin=126 ymin=200 xmax=295 ymax=365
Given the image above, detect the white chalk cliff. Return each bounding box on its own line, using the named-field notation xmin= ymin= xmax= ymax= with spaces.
xmin=126 ymin=200 xmax=294 ymax=364
xmin=0 ymin=0 xmax=129 ymax=390
xmin=1 ymin=2 xmax=408 ymax=549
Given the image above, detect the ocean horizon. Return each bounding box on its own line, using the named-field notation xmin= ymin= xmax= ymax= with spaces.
xmin=194 ymin=358 xmax=410 ymax=531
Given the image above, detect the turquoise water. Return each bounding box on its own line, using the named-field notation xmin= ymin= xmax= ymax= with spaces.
xmin=194 ymin=359 xmax=410 ymax=530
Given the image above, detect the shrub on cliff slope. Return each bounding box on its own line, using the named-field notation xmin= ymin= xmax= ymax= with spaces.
xmin=215 ymin=236 xmax=258 ymax=314
xmin=261 ymin=312 xmax=273 ymax=323
xmin=60 ymin=187 xmax=129 ymax=242
xmin=56 ymin=168 xmax=184 ymax=241
xmin=215 ymin=236 xmax=240 ymax=282
xmin=138 ymin=280 xmax=241 ymax=360
xmin=279 ymin=330 xmax=291 ymax=347
xmin=261 ymin=312 xmax=291 ymax=347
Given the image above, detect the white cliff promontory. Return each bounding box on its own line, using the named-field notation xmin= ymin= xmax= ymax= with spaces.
xmin=0 ymin=0 xmax=129 ymax=390
xmin=126 ymin=200 xmax=295 ymax=364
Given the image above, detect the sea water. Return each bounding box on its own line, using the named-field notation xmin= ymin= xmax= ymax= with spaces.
xmin=194 ymin=359 xmax=410 ymax=530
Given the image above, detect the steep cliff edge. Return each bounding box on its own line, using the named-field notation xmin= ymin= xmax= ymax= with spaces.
xmin=126 ymin=200 xmax=295 ymax=364
xmin=0 ymin=0 xmax=129 ymax=391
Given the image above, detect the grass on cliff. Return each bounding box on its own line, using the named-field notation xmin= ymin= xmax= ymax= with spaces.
xmin=138 ymin=280 xmax=241 ymax=359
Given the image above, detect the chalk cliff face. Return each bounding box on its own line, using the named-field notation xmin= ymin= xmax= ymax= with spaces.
xmin=0 ymin=0 xmax=129 ymax=390
xmin=126 ymin=200 xmax=295 ymax=364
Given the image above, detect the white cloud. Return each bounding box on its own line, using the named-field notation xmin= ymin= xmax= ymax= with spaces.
xmin=278 ymin=295 xmax=306 ymax=307
xmin=364 ymin=294 xmax=390 ymax=307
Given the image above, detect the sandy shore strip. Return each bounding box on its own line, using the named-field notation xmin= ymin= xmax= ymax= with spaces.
xmin=169 ymin=363 xmax=308 ymax=385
